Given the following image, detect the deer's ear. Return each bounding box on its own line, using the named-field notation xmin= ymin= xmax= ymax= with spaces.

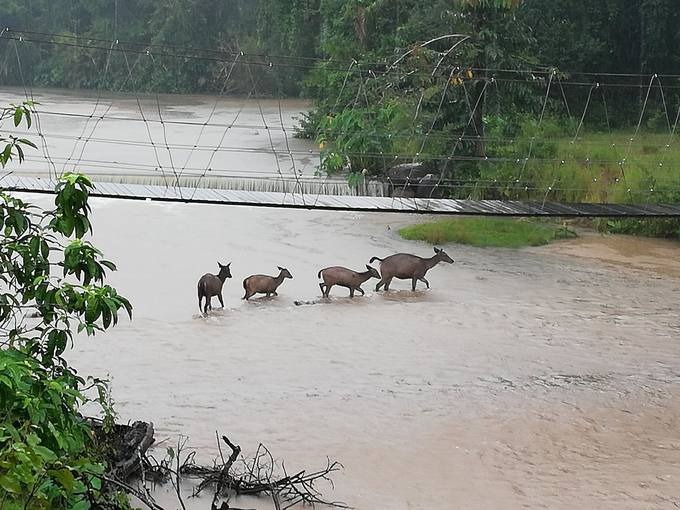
xmin=278 ymin=266 xmax=284 ymax=271
xmin=227 ymin=262 xmax=231 ymax=267
xmin=434 ymin=247 xmax=441 ymax=253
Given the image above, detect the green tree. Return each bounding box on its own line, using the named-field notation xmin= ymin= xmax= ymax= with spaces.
xmin=1 ymin=103 xmax=132 ymax=509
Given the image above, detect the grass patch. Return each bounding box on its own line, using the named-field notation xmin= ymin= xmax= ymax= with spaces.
xmin=399 ymin=218 xmax=567 ymax=248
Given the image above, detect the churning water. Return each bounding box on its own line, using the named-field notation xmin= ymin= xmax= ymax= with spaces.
xmin=1 ymin=87 xmax=390 ymax=196
xmin=59 ymin=198 xmax=680 ymax=510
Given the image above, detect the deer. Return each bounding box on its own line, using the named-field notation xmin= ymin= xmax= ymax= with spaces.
xmin=370 ymin=247 xmax=454 ymax=292
xmin=197 ymin=262 xmax=232 ymax=314
xmin=318 ymin=265 xmax=381 ymax=298
xmin=242 ymin=267 xmax=293 ymax=300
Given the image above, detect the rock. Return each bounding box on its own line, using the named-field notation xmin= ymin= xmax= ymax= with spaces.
xmin=415 ymin=173 xmax=444 ymax=198
xmin=386 ymin=162 xmax=432 ymax=185
xmin=391 ymin=187 xmax=416 ymax=198
xmin=387 ymin=163 xmax=441 ymax=198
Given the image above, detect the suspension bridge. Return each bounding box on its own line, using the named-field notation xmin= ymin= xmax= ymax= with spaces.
xmin=5 ymin=175 xmax=680 ymax=216
xmin=2 ymin=28 xmax=680 ymax=217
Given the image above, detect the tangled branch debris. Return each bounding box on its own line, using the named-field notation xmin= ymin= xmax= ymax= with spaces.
xmin=178 ymin=435 xmax=348 ymax=509
xmin=99 ymin=422 xmax=348 ymax=510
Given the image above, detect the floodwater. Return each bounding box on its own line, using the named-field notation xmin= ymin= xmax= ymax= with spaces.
xmin=4 ymin=89 xmax=680 ymax=508
xmin=1 ymin=87 xmax=317 ymax=182
xmin=47 ymin=198 xmax=676 ymax=510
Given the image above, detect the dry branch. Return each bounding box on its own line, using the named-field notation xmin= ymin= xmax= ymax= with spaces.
xmin=110 ymin=429 xmax=348 ymax=509
xmin=177 ymin=434 xmax=349 ymax=509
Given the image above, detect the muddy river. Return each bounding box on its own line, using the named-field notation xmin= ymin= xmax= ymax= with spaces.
xmin=4 ymin=89 xmax=680 ymax=509
xmin=1 ymin=87 xmax=317 ymax=182
xmin=56 ymin=198 xmax=680 ymax=510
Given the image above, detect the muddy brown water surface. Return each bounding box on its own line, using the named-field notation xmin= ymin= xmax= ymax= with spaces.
xmin=48 ymin=199 xmax=677 ymax=510
xmin=1 ymin=87 xmax=317 ymax=181
xmin=5 ymin=89 xmax=680 ymax=508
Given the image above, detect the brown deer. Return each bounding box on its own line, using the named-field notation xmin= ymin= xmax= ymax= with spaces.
xmin=242 ymin=267 xmax=293 ymax=300
xmin=318 ymin=265 xmax=381 ymax=298
xmin=197 ymin=262 xmax=232 ymax=314
xmin=370 ymin=247 xmax=453 ymax=291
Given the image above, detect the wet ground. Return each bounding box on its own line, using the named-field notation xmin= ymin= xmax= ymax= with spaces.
xmin=53 ymin=198 xmax=680 ymax=510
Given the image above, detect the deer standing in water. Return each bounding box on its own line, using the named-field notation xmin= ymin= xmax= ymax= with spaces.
xmin=197 ymin=262 xmax=232 ymax=314
xmin=242 ymin=267 xmax=293 ymax=300
xmin=318 ymin=265 xmax=380 ymax=297
xmin=370 ymin=247 xmax=454 ymax=291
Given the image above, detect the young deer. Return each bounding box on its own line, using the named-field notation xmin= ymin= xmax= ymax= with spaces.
xmin=242 ymin=267 xmax=293 ymax=300
xmin=318 ymin=265 xmax=380 ymax=298
xmin=197 ymin=262 xmax=232 ymax=314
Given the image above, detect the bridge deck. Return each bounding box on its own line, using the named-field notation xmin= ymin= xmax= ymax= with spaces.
xmin=4 ymin=175 xmax=680 ymax=217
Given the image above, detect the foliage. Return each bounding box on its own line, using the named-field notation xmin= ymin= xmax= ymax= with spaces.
xmin=300 ymin=0 xmax=538 ymax=185
xmin=398 ymin=217 xmax=565 ymax=248
xmin=596 ymin=218 xmax=680 ymax=239
xmin=0 ymin=0 xmax=318 ymax=95
xmin=1 ymin=103 xmax=132 ymax=509
xmin=315 ymin=102 xmax=410 ymax=175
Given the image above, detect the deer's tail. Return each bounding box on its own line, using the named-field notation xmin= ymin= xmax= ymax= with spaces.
xmin=369 ymin=256 xmax=383 ymax=264
xmin=317 ymin=269 xmax=323 ymax=279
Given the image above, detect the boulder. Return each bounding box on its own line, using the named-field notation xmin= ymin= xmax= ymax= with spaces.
xmin=386 ymin=162 xmax=432 ymax=185
xmin=415 ymin=174 xmax=444 ymax=198
xmin=391 ymin=187 xmax=416 ymax=198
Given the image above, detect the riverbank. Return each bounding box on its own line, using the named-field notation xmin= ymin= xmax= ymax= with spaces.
xmin=531 ymin=230 xmax=680 ymax=279
xmin=397 ymin=217 xmax=680 ymax=278
xmin=398 ymin=218 xmax=570 ymax=248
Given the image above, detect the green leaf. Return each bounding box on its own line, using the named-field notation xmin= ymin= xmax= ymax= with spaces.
xmin=34 ymin=445 xmax=58 ymax=463
xmin=0 ymin=374 xmax=13 ymax=388
xmin=18 ymin=138 xmax=37 ymax=149
xmin=30 ymin=236 xmax=41 ymax=257
xmin=47 ymin=421 xmax=67 ymax=450
xmin=101 ymin=260 xmax=117 ymax=272
xmin=0 ymin=474 xmax=22 ymax=494
xmin=50 ymin=468 xmax=75 ymax=492
xmin=101 ymin=307 xmax=112 ymax=329
xmin=13 ymin=107 xmax=23 ymax=127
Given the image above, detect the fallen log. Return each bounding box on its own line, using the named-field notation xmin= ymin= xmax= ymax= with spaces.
xmin=87 ymin=417 xmax=155 ymax=479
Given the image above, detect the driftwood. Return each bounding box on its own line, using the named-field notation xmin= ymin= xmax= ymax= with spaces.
xmin=88 ymin=417 xmax=346 ymax=510
xmin=87 ymin=418 xmax=155 ymax=479
xmin=177 ymin=435 xmax=348 ymax=510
